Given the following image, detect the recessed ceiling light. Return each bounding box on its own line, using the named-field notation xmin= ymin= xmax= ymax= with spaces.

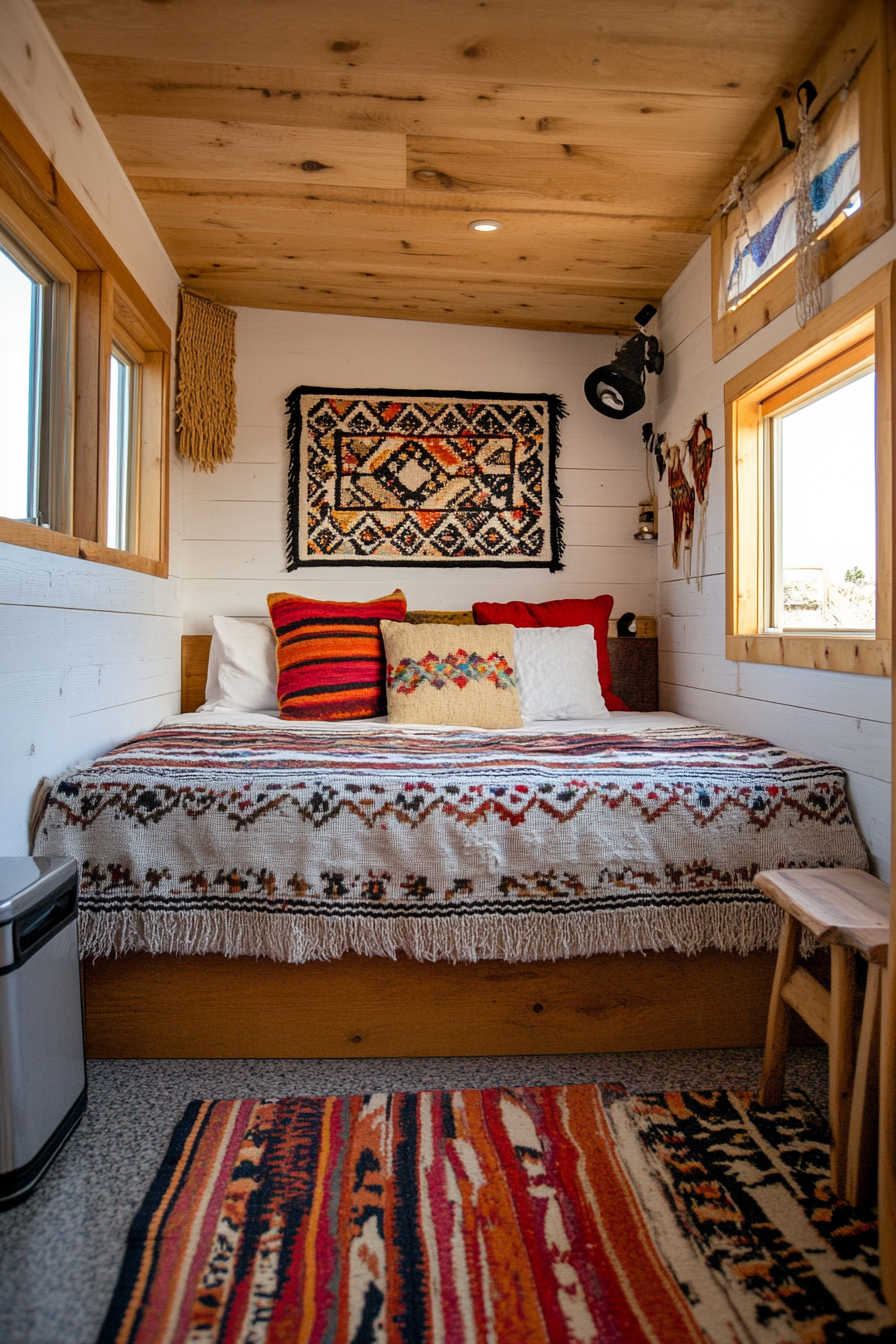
xmin=468 ymin=219 xmax=503 ymax=232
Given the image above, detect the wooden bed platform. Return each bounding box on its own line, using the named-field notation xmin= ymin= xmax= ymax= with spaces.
xmin=80 ymin=632 xmax=816 ymax=1060
xmin=82 ymin=947 xmax=817 ymax=1059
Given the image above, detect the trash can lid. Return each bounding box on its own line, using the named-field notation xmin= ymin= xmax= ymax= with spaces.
xmin=0 ymin=857 xmax=79 ymax=923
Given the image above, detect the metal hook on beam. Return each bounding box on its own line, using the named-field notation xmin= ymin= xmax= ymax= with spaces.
xmin=774 ymin=105 xmax=795 ymax=151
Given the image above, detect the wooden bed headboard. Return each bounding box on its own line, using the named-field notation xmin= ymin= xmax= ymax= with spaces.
xmin=182 ymin=635 xmax=213 ymax=714
xmin=181 ymin=622 xmax=659 ymax=714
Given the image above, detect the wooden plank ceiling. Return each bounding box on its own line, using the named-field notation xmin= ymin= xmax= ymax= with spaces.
xmin=37 ymin=0 xmax=848 ymax=333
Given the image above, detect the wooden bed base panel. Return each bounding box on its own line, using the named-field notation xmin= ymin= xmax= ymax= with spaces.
xmin=82 ymin=949 xmax=818 ymax=1059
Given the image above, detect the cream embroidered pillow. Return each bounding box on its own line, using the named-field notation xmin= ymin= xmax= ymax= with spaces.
xmin=380 ymin=621 xmax=523 ymax=729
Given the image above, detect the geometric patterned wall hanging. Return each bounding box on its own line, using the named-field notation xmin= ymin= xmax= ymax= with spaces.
xmin=286 ymin=386 xmax=566 ymax=570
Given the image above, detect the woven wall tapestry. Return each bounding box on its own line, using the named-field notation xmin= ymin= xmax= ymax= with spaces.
xmin=285 ymin=386 xmax=565 ymax=570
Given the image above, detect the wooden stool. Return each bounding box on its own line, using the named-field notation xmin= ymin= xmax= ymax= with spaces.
xmin=757 ymin=868 xmax=890 ymax=1204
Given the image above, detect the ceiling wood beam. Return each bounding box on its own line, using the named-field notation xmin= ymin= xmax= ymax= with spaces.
xmin=178 ymin=272 xmax=643 ymax=332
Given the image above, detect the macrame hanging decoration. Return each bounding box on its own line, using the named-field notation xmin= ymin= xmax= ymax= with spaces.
xmin=175 ymin=289 xmax=237 ymax=471
xmin=794 ymin=83 xmax=823 ymax=328
xmin=686 ymin=412 xmax=713 ymax=589
xmin=667 ymin=441 xmax=695 ymax=574
xmin=724 ymin=160 xmax=755 ymax=263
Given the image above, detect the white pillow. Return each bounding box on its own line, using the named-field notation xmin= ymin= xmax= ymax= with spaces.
xmin=512 ymin=625 xmax=608 ymax=720
xmin=201 ymin=615 xmax=279 ymax=713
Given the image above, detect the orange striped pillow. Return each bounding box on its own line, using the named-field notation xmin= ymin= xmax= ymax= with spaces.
xmin=267 ymin=590 xmax=407 ymax=720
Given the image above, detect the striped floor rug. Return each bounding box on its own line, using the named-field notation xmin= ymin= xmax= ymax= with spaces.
xmin=98 ymin=1085 xmax=894 ymax=1343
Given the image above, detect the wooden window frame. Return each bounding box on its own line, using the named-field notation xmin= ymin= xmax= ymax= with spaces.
xmin=0 ymin=188 xmax=77 ymax=535
xmin=710 ymin=0 xmax=893 ymax=363
xmin=0 ymin=89 xmax=170 ymax=578
xmin=725 ymin=262 xmax=893 ymax=677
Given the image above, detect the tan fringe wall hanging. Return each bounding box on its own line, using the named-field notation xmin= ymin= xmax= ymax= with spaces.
xmin=175 ymin=289 xmax=237 ymax=471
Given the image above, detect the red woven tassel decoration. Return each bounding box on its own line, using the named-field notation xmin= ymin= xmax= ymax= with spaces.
xmin=687 ymin=412 xmax=712 ymax=505
xmin=668 ymin=443 xmax=695 ymax=571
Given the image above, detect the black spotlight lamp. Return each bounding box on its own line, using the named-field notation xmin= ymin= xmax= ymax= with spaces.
xmin=584 ymin=303 xmax=664 ymax=420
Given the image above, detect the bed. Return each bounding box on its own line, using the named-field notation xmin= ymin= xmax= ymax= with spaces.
xmin=31 ymin=634 xmax=866 ymax=1059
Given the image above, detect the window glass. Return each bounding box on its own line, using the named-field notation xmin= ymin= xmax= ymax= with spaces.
xmin=768 ymin=365 xmax=875 ymax=632
xmin=107 ymin=345 xmax=138 ymax=552
xmin=0 ymin=238 xmax=44 ymax=522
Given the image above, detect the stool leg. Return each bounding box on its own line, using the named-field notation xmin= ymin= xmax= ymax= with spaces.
xmin=877 ymin=967 xmax=896 ymax=1308
xmin=829 ymin=944 xmax=858 ymax=1198
xmin=846 ymin=961 xmax=883 ymax=1206
xmin=759 ymin=912 xmax=800 ymax=1107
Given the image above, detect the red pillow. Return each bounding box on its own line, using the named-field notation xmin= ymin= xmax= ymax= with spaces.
xmin=267 ymin=589 xmax=407 ymax=720
xmin=472 ymin=595 xmax=629 ymax=710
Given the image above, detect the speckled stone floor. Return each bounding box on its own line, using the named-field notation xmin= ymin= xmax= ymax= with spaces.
xmin=0 ymin=1046 xmax=829 ymax=1344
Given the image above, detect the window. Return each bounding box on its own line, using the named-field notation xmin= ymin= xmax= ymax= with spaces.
xmin=107 ymin=341 xmax=139 ymax=552
xmin=0 ymin=234 xmax=41 ymax=522
xmin=0 ymin=212 xmax=73 ymax=532
xmin=725 ymin=262 xmax=892 ymax=677
xmin=764 ymin=347 xmax=875 ymax=634
xmin=710 ymin=0 xmax=892 ymax=361
xmin=719 ymin=91 xmax=861 ymax=321
xmin=0 ymin=115 xmax=171 ymax=577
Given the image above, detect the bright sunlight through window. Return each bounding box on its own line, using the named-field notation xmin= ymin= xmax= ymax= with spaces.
xmin=767 ymin=366 xmax=876 ymax=633
xmin=107 ymin=346 xmax=137 ymax=552
xmin=0 ymin=239 xmax=43 ymax=522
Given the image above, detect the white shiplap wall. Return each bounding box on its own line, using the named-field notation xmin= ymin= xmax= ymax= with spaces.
xmin=0 ymin=0 xmax=181 ymax=854
xmin=181 ymin=307 xmax=656 ymax=630
xmin=655 ymin=231 xmax=895 ymax=878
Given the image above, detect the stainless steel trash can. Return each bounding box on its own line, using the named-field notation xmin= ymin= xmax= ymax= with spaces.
xmin=0 ymin=856 xmax=86 ymax=1208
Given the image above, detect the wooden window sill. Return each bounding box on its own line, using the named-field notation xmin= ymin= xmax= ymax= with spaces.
xmin=726 ymin=634 xmax=890 ymax=677
xmin=0 ymin=516 xmax=167 ymax=578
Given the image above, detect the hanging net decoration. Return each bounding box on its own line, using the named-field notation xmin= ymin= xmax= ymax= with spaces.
xmin=794 ymin=90 xmax=823 ymax=328
xmin=175 ymin=289 xmax=237 ymax=471
xmin=724 ymin=161 xmax=755 ymax=267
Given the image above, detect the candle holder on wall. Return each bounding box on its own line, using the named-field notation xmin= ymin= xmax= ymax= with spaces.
xmin=633 ymin=496 xmax=658 ymax=541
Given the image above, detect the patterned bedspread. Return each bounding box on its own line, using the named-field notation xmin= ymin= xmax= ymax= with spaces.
xmin=33 ymin=722 xmax=868 ymax=963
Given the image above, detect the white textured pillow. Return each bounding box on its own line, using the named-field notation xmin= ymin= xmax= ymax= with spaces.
xmin=202 ymin=616 xmax=279 ymax=712
xmin=513 ymin=625 xmax=608 ymax=720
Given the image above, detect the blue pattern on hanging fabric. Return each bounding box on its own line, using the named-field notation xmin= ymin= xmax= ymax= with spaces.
xmin=726 ymin=139 xmax=859 ymax=298
xmin=810 ymin=144 xmax=859 ymax=213
xmin=746 ymin=200 xmax=792 ymax=268
xmin=727 ymin=200 xmax=792 ymax=295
